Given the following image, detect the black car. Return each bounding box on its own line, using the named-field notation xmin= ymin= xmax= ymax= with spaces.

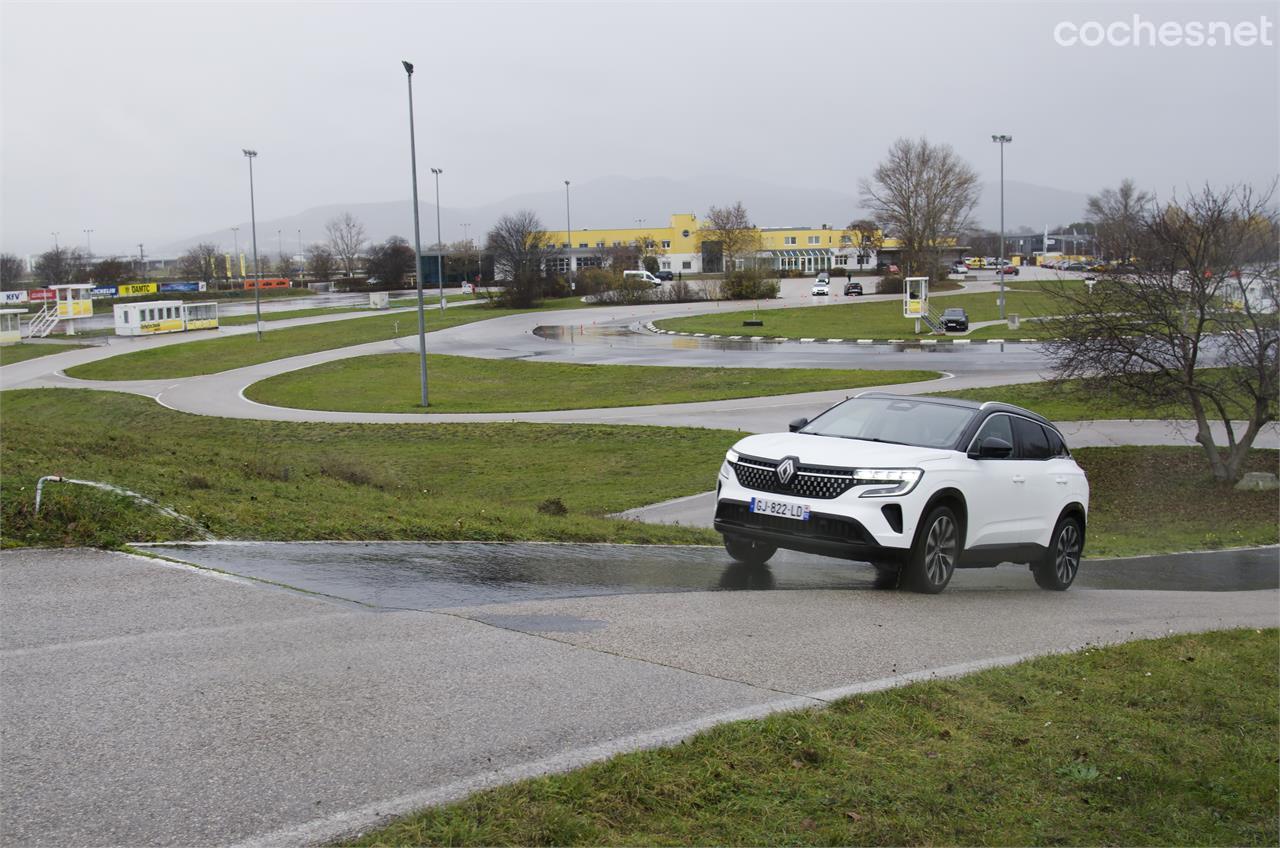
xmin=655 ymin=270 xmax=675 ymax=281
xmin=843 ymin=281 xmax=863 ymax=296
xmin=941 ymin=307 xmax=969 ymax=332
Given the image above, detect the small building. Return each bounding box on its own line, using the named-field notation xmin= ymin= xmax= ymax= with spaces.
xmin=0 ymin=308 xmax=26 ymax=345
xmin=113 ymin=300 xmax=219 ymax=336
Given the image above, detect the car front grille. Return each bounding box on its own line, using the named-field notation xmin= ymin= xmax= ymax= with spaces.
xmin=730 ymin=455 xmax=855 ymax=500
xmin=715 ymin=500 xmax=872 ymax=545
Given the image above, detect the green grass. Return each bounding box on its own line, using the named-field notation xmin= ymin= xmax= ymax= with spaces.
xmin=244 ymin=355 xmax=940 ymax=413
xmin=654 ymin=288 xmax=1064 ymax=340
xmin=1074 ymin=446 xmax=1278 ymax=556
xmin=346 ymin=629 xmax=1279 ymax=847
xmin=0 ymin=390 xmax=729 ymax=548
xmin=63 ymin=301 xmax=589 ymax=382
xmin=930 ymin=371 xmax=1276 ymax=423
xmin=220 ymin=305 xmax=373 ymax=325
xmin=0 ymin=343 xmax=90 ymax=365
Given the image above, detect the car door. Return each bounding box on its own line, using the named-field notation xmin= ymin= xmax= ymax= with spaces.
xmin=1010 ymin=416 xmax=1058 ymax=546
xmin=962 ymin=413 xmax=1035 ymax=548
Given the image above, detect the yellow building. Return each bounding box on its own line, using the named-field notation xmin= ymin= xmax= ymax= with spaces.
xmin=544 ymin=213 xmax=955 ymax=276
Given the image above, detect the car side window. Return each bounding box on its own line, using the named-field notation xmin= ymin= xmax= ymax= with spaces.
xmin=1013 ymin=416 xmax=1052 ymax=460
xmin=970 ymin=413 xmax=1013 ymax=454
xmin=1045 ymin=427 xmax=1070 ymax=457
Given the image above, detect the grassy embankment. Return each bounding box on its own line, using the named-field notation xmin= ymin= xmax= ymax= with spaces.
xmin=244 ymin=357 xmax=940 ymax=413
xmin=0 ymin=343 xmax=90 ymax=365
xmin=2 ymin=391 xmax=1275 ymax=555
xmin=347 ymin=629 xmax=1278 ymax=848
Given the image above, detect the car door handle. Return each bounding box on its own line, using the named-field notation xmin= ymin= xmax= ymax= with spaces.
xmin=1056 ymin=476 xmax=1069 ymax=485
xmin=1011 ymin=475 xmax=1026 ymax=483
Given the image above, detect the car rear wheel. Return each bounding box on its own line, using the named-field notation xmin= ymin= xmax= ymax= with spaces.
xmin=904 ymin=506 xmax=960 ymax=593
xmin=723 ymin=535 xmax=777 ymax=567
xmin=1033 ymin=516 xmax=1083 ymax=590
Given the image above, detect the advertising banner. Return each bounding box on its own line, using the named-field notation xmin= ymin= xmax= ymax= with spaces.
xmin=1 ymin=290 xmax=29 ymax=304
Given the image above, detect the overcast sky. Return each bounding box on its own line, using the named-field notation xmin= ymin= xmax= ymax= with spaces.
xmin=2 ymin=0 xmax=1276 ymax=257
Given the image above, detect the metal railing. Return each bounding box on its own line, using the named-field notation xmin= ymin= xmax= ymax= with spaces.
xmin=25 ymin=304 xmax=59 ymax=338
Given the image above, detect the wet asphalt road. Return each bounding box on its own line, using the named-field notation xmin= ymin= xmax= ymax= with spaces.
xmin=142 ymin=541 xmax=1280 ymax=612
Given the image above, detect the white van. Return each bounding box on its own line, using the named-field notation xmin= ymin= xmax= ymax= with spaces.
xmin=623 ymin=270 xmax=663 ymax=288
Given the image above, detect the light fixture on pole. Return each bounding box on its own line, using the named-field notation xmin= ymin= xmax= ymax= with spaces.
xmin=564 ymin=180 xmax=573 ymax=292
xmin=242 ymin=148 xmax=263 ymax=340
xmin=402 ymin=60 xmax=429 ymax=407
xmin=430 ymin=167 xmax=445 ymax=309
xmin=991 ymin=134 xmax=1012 ymax=320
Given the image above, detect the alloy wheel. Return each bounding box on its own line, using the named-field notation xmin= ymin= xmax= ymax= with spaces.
xmin=924 ymin=515 xmax=957 ymax=585
xmin=1055 ymin=523 xmax=1081 ymax=584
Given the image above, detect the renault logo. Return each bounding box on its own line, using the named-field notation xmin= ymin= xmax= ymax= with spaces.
xmin=776 ymin=456 xmax=798 ymax=486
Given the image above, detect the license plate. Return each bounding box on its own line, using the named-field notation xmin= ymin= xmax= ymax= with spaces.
xmin=749 ymin=497 xmax=811 ymax=520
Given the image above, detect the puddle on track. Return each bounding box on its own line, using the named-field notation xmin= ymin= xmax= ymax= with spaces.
xmin=140 ymin=541 xmax=1277 ymax=611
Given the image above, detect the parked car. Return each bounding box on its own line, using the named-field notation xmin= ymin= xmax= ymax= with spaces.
xmin=964 ymin=257 xmax=983 ymax=269
xmin=996 ymin=264 xmax=1019 ymax=276
xmin=844 ymin=281 xmax=863 ymax=296
xmin=941 ymin=307 xmax=969 ymax=331
xmin=816 ymin=271 xmax=830 ymax=284
xmin=654 ymin=270 xmax=675 ymax=281
xmin=623 ymin=270 xmax=664 ymax=288
xmin=1063 ymin=262 xmax=1088 ymax=272
xmin=811 ymin=280 xmax=830 ymax=296
xmin=950 ymin=262 xmax=969 ymax=275
xmin=713 ymin=393 xmax=1089 ymax=593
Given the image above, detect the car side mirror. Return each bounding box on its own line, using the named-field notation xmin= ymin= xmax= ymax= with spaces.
xmin=972 ymin=436 xmax=1013 ymax=459
xmin=789 ymin=417 xmax=809 ymax=433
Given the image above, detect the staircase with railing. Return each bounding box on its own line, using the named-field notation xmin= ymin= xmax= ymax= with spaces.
xmin=919 ymin=304 xmax=945 ymax=335
xmin=25 ymin=304 xmax=60 ymax=338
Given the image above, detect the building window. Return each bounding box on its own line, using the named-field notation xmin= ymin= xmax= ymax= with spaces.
xmin=681 ymin=260 xmax=692 ymax=269
xmin=661 ymin=261 xmax=670 ymax=270
xmin=578 ymin=243 xmax=587 ymax=249
xmin=612 ymin=241 xmax=622 ymax=247
xmin=841 ymin=235 xmax=852 ymax=244
xmin=596 ymin=241 xmax=605 ymax=248
xmin=661 ymin=240 xmax=671 ymax=249
xmin=784 ymin=236 xmax=797 ymax=245
xmin=808 ymin=236 xmax=820 ymax=245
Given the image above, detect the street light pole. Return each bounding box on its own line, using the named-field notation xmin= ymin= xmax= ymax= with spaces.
xmin=52 ymin=232 xmax=59 ymax=250
xmin=431 ymin=167 xmax=445 ymax=309
xmin=402 ymin=60 xmax=429 ymax=407
xmin=297 ymin=229 xmax=303 ymax=277
xmin=564 ymin=180 xmax=573 ymax=292
xmin=242 ymin=149 xmax=263 ymax=340
xmin=231 ymin=227 xmax=240 ymax=284
xmin=83 ymin=229 xmax=93 ymax=257
xmin=991 ymin=134 xmax=1012 ymax=320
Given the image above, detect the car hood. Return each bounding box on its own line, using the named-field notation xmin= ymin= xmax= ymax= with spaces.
xmin=731 ymin=432 xmax=954 ymax=467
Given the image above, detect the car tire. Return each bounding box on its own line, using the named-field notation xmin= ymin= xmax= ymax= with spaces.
xmin=904 ymin=506 xmax=960 ymax=594
xmin=1032 ymin=516 xmax=1083 ymax=591
xmin=723 ymin=535 xmax=777 ymax=567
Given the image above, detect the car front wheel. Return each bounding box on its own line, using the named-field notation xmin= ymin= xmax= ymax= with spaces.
xmin=904 ymin=506 xmax=960 ymax=593
xmin=1033 ymin=516 xmax=1083 ymax=590
xmin=723 ymin=535 xmax=777 ymax=567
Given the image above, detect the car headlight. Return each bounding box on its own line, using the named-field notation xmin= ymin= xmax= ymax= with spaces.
xmin=854 ymin=468 xmax=923 ymax=498
xmin=720 ymin=449 xmax=739 ymax=479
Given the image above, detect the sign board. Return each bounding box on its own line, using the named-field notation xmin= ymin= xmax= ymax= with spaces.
xmin=160 ymin=281 xmax=202 ymax=293
xmin=1 ymin=290 xmax=29 ymax=304
xmin=91 ymin=286 xmax=118 ymax=299
xmin=118 ymin=282 xmax=158 ymax=297
xmin=903 ymin=276 xmax=929 ymax=318
xmin=29 ymin=288 xmax=56 ymax=302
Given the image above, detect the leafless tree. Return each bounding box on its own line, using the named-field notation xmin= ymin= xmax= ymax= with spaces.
xmin=326 ymin=212 xmax=367 ymax=276
xmin=0 ymin=253 xmax=25 ymax=290
xmin=177 ymin=243 xmax=220 ymax=283
xmin=305 ymin=244 xmax=337 ymax=281
xmin=859 ymin=138 xmax=981 ymax=276
xmin=1045 ymin=182 xmax=1279 ymax=483
xmin=92 ymin=258 xmax=131 ymax=286
xmin=485 ymin=209 xmax=558 ymax=307
xmin=33 ymin=247 xmax=88 ymax=286
xmin=1085 ymin=178 xmax=1153 ymax=261
xmin=364 ymin=236 xmax=416 ymax=289
xmin=845 ymin=218 xmax=884 ymax=270
xmin=699 ymin=202 xmax=762 ymax=273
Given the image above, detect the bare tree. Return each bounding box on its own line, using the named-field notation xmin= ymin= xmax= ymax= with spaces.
xmin=1045 ymin=182 xmax=1279 ymax=483
xmin=92 ymin=258 xmax=131 ymax=286
xmin=1085 ymin=178 xmax=1153 ymax=261
xmin=365 ymin=236 xmax=416 ymax=289
xmin=485 ymin=209 xmax=558 ymax=307
xmin=326 ymin=212 xmax=367 ymax=277
xmin=859 ymin=138 xmax=981 ymax=275
xmin=33 ymin=247 xmax=88 ymax=286
xmin=0 ymin=253 xmax=25 ymax=290
xmin=699 ymin=202 xmax=762 ymax=273
xmin=845 ymin=218 xmax=884 ymax=270
xmin=305 ymin=244 xmax=337 ymax=281
xmin=177 ymin=243 xmax=220 ymax=284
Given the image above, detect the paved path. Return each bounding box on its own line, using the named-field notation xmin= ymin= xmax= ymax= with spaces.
xmin=3 ymin=546 xmax=1275 ymax=847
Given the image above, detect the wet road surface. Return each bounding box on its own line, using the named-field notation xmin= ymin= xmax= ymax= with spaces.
xmin=141 ymin=541 xmax=1279 ymax=611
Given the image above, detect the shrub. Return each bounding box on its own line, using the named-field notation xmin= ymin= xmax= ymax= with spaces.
xmin=721 ymin=269 xmax=780 ymax=300
xmin=830 ymin=266 xmax=849 ymax=277
xmin=878 ymin=274 xmax=905 ymax=294
xmin=642 ymin=256 xmax=660 ymax=275
xmin=537 ymin=497 xmax=568 ymax=516
xmin=571 ymin=268 xmax=616 ymax=296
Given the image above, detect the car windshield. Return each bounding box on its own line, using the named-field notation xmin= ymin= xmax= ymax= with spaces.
xmin=943 ymin=308 xmax=965 ymax=317
xmin=801 ymin=397 xmax=976 ymax=449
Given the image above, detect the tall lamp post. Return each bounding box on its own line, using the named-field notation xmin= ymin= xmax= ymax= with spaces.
xmin=430 ymin=167 xmax=445 ymax=309
xmin=83 ymin=229 xmax=93 ymax=258
xmin=564 ymin=180 xmax=573 ymax=292
xmin=991 ymin=134 xmax=1012 ymax=319
xmin=52 ymin=232 xmax=59 ymax=250
xmin=402 ymin=60 xmax=429 ymax=407
xmin=242 ymin=149 xmax=263 ymax=340
xmin=231 ymin=227 xmax=240 ymax=284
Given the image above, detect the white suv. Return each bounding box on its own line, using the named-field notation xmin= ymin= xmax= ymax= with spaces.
xmin=714 ymin=393 xmax=1089 ymax=593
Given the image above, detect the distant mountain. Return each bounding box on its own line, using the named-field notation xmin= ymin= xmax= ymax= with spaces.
xmin=160 ymin=175 xmax=1088 ymax=257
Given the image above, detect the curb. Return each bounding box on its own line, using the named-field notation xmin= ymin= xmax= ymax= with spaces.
xmin=640 ymin=322 xmax=1042 ymax=345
